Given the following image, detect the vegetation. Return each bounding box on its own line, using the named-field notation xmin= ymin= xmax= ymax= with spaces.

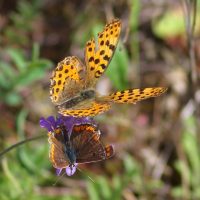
xmin=0 ymin=0 xmax=200 ymax=199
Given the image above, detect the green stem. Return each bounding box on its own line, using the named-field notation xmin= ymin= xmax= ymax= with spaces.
xmin=0 ymin=135 xmax=46 ymax=158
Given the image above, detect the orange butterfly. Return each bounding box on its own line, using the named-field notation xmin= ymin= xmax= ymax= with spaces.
xmin=48 ymin=124 xmax=114 ymax=176
xmin=50 ymin=19 xmax=167 ymax=117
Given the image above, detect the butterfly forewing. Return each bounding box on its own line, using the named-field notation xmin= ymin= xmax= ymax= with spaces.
xmin=50 ymin=56 xmax=85 ymax=105
xmin=58 ymin=100 xmax=111 ymax=117
xmin=85 ymin=19 xmax=121 ymax=87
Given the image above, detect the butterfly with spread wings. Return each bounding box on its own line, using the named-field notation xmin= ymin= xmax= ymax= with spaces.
xmin=50 ymin=19 xmax=167 ymax=117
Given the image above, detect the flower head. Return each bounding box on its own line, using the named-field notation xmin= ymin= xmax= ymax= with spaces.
xmin=40 ymin=114 xmax=95 ymax=136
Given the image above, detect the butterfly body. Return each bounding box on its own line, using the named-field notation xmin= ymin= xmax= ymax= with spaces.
xmin=57 ymin=89 xmax=96 ymax=109
xmin=64 ymin=141 xmax=76 ymax=165
xmin=50 ymin=19 xmax=167 ymax=117
xmin=48 ymin=124 xmax=114 ymax=172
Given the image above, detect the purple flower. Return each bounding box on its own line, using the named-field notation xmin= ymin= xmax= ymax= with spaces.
xmin=40 ymin=116 xmax=63 ymax=132
xmin=56 ymin=164 xmax=78 ymax=176
xmin=40 ymin=114 xmax=95 ymax=136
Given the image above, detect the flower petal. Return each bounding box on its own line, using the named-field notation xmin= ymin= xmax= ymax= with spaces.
xmin=56 ymin=168 xmax=63 ymax=176
xmin=39 ymin=117 xmax=54 ymax=132
xmin=47 ymin=116 xmax=56 ymax=128
xmin=65 ymin=164 xmax=77 ymax=176
xmin=59 ymin=115 xmax=96 ymax=137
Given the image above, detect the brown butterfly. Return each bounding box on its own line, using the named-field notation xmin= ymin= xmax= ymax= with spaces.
xmin=48 ymin=123 xmax=114 ymax=176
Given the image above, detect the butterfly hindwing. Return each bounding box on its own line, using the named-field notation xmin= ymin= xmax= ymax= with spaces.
xmin=70 ymin=124 xmax=114 ymax=163
xmin=85 ymin=19 xmax=121 ymax=87
xmin=58 ymin=100 xmax=111 ymax=117
xmin=69 ymin=124 xmax=98 ymax=151
xmin=57 ymin=87 xmax=167 ymax=117
xmin=104 ymin=145 xmax=115 ymax=159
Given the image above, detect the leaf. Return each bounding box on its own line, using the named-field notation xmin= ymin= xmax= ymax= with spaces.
xmin=112 ymin=176 xmax=123 ymax=200
xmin=0 ymin=61 xmax=16 ymax=80
xmin=16 ymin=109 xmax=28 ymax=138
xmin=106 ymin=42 xmax=129 ymax=90
xmin=87 ymin=180 xmax=100 ymax=200
xmin=32 ymin=43 xmax=40 ymax=61
xmin=97 ymin=177 xmax=111 ymax=199
xmin=182 ymin=117 xmax=200 ymax=191
xmin=0 ymin=72 xmax=11 ymax=90
xmin=13 ymin=59 xmax=52 ymax=87
xmin=4 ymin=92 xmax=22 ymax=106
xmin=6 ymin=48 xmax=26 ymax=71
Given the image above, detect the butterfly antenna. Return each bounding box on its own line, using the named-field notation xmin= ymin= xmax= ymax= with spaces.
xmin=52 ymin=170 xmax=66 ymax=186
xmin=0 ymin=134 xmax=46 ymax=158
xmin=76 ymin=166 xmax=95 ymax=183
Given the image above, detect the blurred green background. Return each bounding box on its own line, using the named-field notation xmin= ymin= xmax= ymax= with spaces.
xmin=0 ymin=0 xmax=200 ymax=199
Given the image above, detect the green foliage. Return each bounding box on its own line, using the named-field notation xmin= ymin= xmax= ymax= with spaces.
xmin=87 ymin=154 xmax=163 ymax=199
xmin=3 ymin=0 xmax=42 ymax=45
xmin=129 ymin=0 xmax=140 ymax=61
xmin=152 ymin=5 xmax=200 ymax=39
xmin=0 ymin=144 xmax=52 ymax=200
xmin=0 ymin=110 xmax=50 ymax=200
xmin=172 ymin=116 xmax=200 ymax=199
xmin=106 ymin=42 xmax=129 ymax=90
xmin=0 ymin=44 xmax=52 ymax=106
xmin=0 ymin=0 xmax=52 ymax=106
xmin=2 ymin=0 xmax=200 ymax=199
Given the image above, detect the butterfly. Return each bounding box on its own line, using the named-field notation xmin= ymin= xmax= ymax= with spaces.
xmin=50 ymin=19 xmax=167 ymax=117
xmin=48 ymin=123 xmax=114 ymax=176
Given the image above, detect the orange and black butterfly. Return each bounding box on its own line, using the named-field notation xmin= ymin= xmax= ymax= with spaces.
xmin=48 ymin=124 xmax=114 ymax=176
xmin=50 ymin=19 xmax=167 ymax=117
